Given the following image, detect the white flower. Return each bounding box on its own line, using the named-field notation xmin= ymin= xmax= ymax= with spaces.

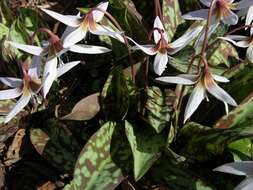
xmin=128 ymin=16 xmax=203 ymax=75
xmin=7 ymin=31 xmax=111 ymax=97
xmin=41 ymin=1 xmax=124 ymax=47
xmin=156 ymin=69 xmax=237 ymax=122
xmin=0 ymin=63 xmax=41 ymax=123
xmin=214 ymin=161 xmax=253 ymax=190
xmin=246 ymin=5 xmax=253 ymax=35
xmin=219 ymin=34 xmax=253 ymax=63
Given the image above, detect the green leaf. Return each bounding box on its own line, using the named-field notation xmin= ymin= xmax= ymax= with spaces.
xmin=125 ymin=120 xmax=165 ymax=181
xmin=30 ymin=119 xmax=81 ymax=173
xmin=162 ymin=0 xmax=183 ymax=41
xmin=145 ymin=86 xmax=174 ymax=133
xmin=228 ymin=139 xmax=253 ymax=161
xmin=64 ymin=122 xmax=125 ymax=190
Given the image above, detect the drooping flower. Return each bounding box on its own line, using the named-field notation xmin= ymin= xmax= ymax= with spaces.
xmin=156 ymin=67 xmax=237 ymax=122
xmin=214 ymin=161 xmax=253 ymax=190
xmin=7 ymin=29 xmax=111 ymax=97
xmin=41 ymin=1 xmax=124 ymax=47
xmin=219 ymin=34 xmax=253 ymax=63
xmin=128 ymin=16 xmax=203 ymax=75
xmin=0 ymin=63 xmax=41 ymax=123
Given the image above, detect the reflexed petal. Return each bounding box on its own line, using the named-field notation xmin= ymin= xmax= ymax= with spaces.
xmin=4 ymin=93 xmax=31 ymax=123
xmin=28 ymin=55 xmax=41 ymax=78
xmin=0 ymin=77 xmax=22 ymax=88
xmin=212 ymin=74 xmax=230 ymax=83
xmin=182 ymin=9 xmax=209 ymax=20
xmin=90 ymin=24 xmax=125 ymax=43
xmin=42 ymin=57 xmax=58 ymax=97
xmin=153 ymin=53 xmax=168 ymax=75
xmin=246 ymin=6 xmax=253 ymax=35
xmin=206 ymin=81 xmax=237 ymax=106
xmin=237 ymin=0 xmax=253 ymax=10
xmin=213 ymin=161 xmax=253 ymax=176
xmin=225 ymin=35 xmax=249 ymax=41
xmin=246 ymin=45 xmax=253 ymax=63
xmin=0 ymin=88 xmax=22 ymax=100
xmin=7 ymin=41 xmax=44 ymax=56
xmin=169 ymin=25 xmax=203 ymax=53
xmin=156 ymin=75 xmax=197 ymax=85
xmin=127 ymin=37 xmax=157 ymax=55
xmin=219 ymin=36 xmax=250 ymax=48
xmin=235 ymin=178 xmax=253 ymax=190
xmin=62 ymin=26 xmax=77 ymax=41
xmin=153 ymin=16 xmax=168 ymax=43
xmin=63 ymin=27 xmax=87 ymax=48
xmin=92 ymin=2 xmax=108 ymax=22
xmin=57 ymin=61 xmax=80 ymax=78
xmin=200 ymin=0 xmax=211 ymax=7
xmin=184 ymin=83 xmax=205 ymax=123
xmin=222 ymin=10 xmax=238 ymax=25
xmin=69 ymin=44 xmax=111 ymax=54
xmin=41 ymin=8 xmax=81 ymax=27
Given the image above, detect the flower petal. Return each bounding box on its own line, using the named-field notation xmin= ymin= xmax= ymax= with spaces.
xmin=0 ymin=77 xmax=22 ymax=88
xmin=182 ymin=9 xmax=209 ymax=20
xmin=156 ymin=75 xmax=197 ymax=85
xmin=153 ymin=16 xmax=168 ymax=43
xmin=213 ymin=161 xmax=253 ymax=176
xmin=237 ymin=0 xmax=253 ymax=10
xmin=0 ymin=88 xmax=22 ymax=100
xmin=42 ymin=57 xmax=58 ymax=98
xmin=153 ymin=53 xmax=168 ymax=75
xmin=92 ymin=2 xmax=109 ymax=22
xmin=169 ymin=25 xmax=203 ymax=54
xmin=246 ymin=45 xmax=253 ymax=63
xmin=235 ymin=177 xmax=253 ymax=190
xmin=246 ymin=6 xmax=253 ymax=35
xmin=63 ymin=27 xmax=87 ymax=48
xmin=7 ymin=41 xmax=44 ymax=56
xmin=219 ymin=36 xmax=250 ymax=48
xmin=89 ymin=24 xmax=125 ymax=43
xmin=69 ymin=44 xmax=111 ymax=54
xmin=4 ymin=93 xmax=31 ymax=123
xmin=222 ymin=10 xmax=238 ymax=25
xmin=184 ymin=83 xmax=205 ymax=123
xmin=206 ymin=81 xmax=237 ymax=106
xmin=212 ymin=74 xmax=230 ymax=83
xmin=57 ymin=61 xmax=80 ymax=78
xmin=41 ymin=8 xmax=81 ymax=27
xmin=28 ymin=55 xmax=41 ymax=78
xmin=127 ymin=37 xmax=157 ymax=55
xmin=62 ymin=26 xmax=78 ymax=41
xmin=200 ymin=0 xmax=211 ymax=7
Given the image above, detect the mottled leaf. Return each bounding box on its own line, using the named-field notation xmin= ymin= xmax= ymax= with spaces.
xmin=125 ymin=120 xmax=165 ymax=181
xmin=64 ymin=122 xmax=125 ymax=190
xmin=61 ymin=93 xmax=100 ymax=121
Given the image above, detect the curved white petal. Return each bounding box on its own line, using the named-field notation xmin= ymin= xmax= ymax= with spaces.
xmin=184 ymin=83 xmax=205 ymax=123
xmin=0 ymin=77 xmax=22 ymax=88
xmin=41 ymin=8 xmax=81 ymax=27
xmin=246 ymin=6 xmax=253 ymax=30
xmin=182 ymin=9 xmax=209 ymax=20
xmin=69 ymin=44 xmax=111 ymax=54
xmin=127 ymin=37 xmax=157 ymax=55
xmin=57 ymin=61 xmax=80 ymax=78
xmin=200 ymin=0 xmax=211 ymax=7
xmin=214 ymin=161 xmax=253 ymax=176
xmin=206 ymin=82 xmax=237 ymax=106
xmin=63 ymin=27 xmax=87 ymax=48
xmin=222 ymin=10 xmax=238 ymax=25
xmin=153 ymin=53 xmax=168 ymax=75
xmin=7 ymin=41 xmax=44 ymax=56
xmin=170 ymin=25 xmax=203 ymax=53
xmin=246 ymin=45 xmax=253 ymax=63
xmin=42 ymin=57 xmax=58 ymax=98
xmin=235 ymin=177 xmax=253 ymax=190
xmin=153 ymin=16 xmax=168 ymax=43
xmin=237 ymin=0 xmax=253 ymax=10
xmin=4 ymin=93 xmax=31 ymax=123
xmin=61 ymin=26 xmax=77 ymax=41
xmin=156 ymin=75 xmax=197 ymax=85
xmin=92 ymin=2 xmax=108 ymax=22
xmin=0 ymin=88 xmax=22 ymax=100
xmin=212 ymin=74 xmax=230 ymax=83
xmin=219 ymin=36 xmax=250 ymax=48
xmin=90 ymin=24 xmax=125 ymax=43
xmin=28 ymin=55 xmax=41 ymax=78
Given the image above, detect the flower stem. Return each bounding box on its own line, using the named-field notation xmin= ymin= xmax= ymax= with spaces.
xmin=226 ymin=25 xmax=253 ymax=35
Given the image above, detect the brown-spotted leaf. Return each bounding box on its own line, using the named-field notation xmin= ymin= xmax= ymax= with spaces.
xmin=61 ymin=93 xmax=100 ymax=121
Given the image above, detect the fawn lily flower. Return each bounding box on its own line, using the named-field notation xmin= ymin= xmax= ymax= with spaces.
xmin=246 ymin=5 xmax=253 ymax=35
xmin=7 ymin=29 xmax=111 ymax=97
xmin=0 ymin=63 xmax=41 ymax=123
xmin=156 ymin=67 xmax=237 ymax=122
xmin=128 ymin=16 xmax=203 ymax=75
xmin=214 ymin=161 xmax=253 ymax=190
xmin=219 ymin=34 xmax=253 ymax=63
xmin=41 ymin=2 xmax=124 ymax=47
